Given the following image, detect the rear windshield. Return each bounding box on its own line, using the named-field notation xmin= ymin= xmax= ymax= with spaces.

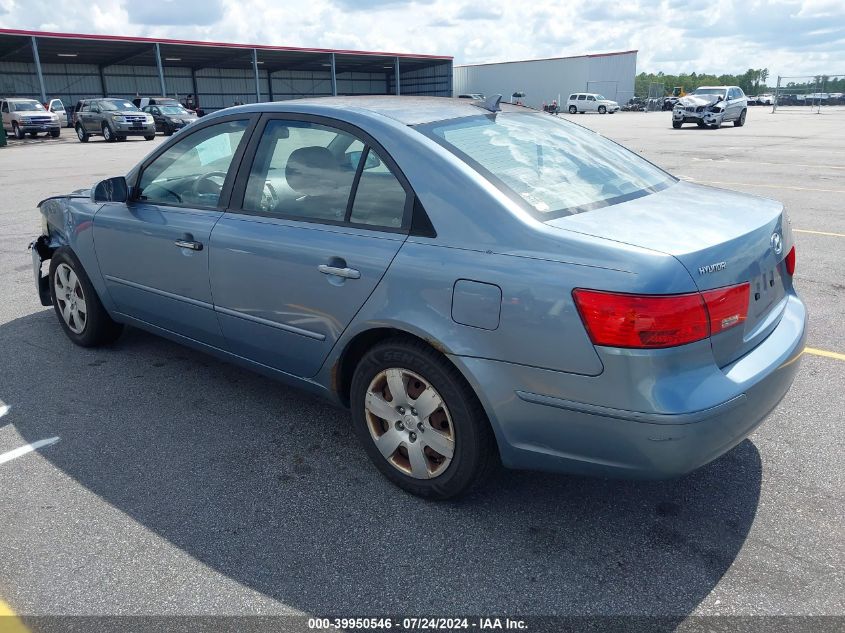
xmin=417 ymin=113 xmax=674 ymax=218
xmin=101 ymin=100 xmax=140 ymax=112
xmin=13 ymin=100 xmax=45 ymax=112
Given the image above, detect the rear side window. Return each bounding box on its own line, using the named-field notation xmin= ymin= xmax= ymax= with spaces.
xmin=418 ymin=112 xmax=675 ymax=219
xmin=577 ymin=95 xmax=586 ymax=101
xmin=242 ymin=119 xmax=407 ymax=229
xmin=242 ymin=120 xmax=361 ymax=222
xmin=568 ymin=94 xmax=577 ymax=100
xmin=348 ymin=148 xmax=407 ymax=228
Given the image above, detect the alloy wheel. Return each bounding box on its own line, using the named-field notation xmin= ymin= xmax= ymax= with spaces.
xmin=54 ymin=263 xmax=87 ymax=334
xmin=364 ymin=368 xmax=455 ymax=479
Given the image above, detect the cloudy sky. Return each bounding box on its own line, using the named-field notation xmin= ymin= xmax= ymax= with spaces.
xmin=1 ymin=0 xmax=843 ymax=76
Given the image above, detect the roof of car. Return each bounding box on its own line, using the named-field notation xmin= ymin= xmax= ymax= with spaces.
xmin=224 ymin=96 xmax=533 ymax=126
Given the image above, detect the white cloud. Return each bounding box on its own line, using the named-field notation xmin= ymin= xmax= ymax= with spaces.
xmin=1 ymin=0 xmax=843 ymax=78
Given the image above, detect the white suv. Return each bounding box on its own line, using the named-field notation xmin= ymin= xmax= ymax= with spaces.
xmin=1 ymin=98 xmax=62 ymax=139
xmin=566 ymin=93 xmax=620 ymax=114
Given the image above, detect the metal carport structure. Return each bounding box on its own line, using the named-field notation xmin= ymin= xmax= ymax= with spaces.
xmin=0 ymin=29 xmax=453 ymax=112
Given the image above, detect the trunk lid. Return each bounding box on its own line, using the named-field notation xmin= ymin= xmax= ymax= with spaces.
xmin=547 ymin=181 xmax=793 ymax=367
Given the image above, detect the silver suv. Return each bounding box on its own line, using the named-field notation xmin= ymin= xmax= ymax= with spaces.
xmin=1 ymin=98 xmax=62 ymax=139
xmin=74 ymin=98 xmax=156 ymax=143
xmin=672 ymin=86 xmax=748 ymax=129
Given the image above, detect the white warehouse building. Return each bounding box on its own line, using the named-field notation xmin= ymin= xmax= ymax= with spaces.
xmin=453 ymin=50 xmax=637 ymax=109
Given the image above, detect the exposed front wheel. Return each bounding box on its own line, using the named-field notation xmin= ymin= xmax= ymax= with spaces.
xmin=13 ymin=123 xmax=24 ymax=139
xmin=50 ymin=129 xmax=60 ymax=138
xmin=598 ymin=105 xmax=607 ymax=114
xmin=144 ymin=135 xmax=155 ymax=141
xmin=350 ymin=339 xmax=498 ymax=499
xmin=672 ymin=121 xmax=682 ymax=129
xmin=49 ymin=250 xmax=123 ymax=347
xmin=734 ymin=109 xmax=747 ymax=127
xmin=102 ymin=123 xmax=115 ymax=142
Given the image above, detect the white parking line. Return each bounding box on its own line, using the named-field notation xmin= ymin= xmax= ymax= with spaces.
xmin=0 ymin=403 xmax=9 ymax=419
xmin=679 ymin=176 xmax=845 ymax=194
xmin=691 ymin=157 xmax=845 ymax=171
xmin=0 ymin=437 xmax=60 ymax=465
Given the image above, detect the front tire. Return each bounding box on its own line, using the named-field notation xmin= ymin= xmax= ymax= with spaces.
xmin=163 ymin=124 xmax=173 ymax=136
xmin=350 ymin=338 xmax=498 ymax=499
xmin=102 ymin=123 xmax=115 ymax=142
xmin=598 ymin=105 xmax=607 ymax=114
xmin=12 ymin=123 xmax=24 ymax=139
xmin=734 ymin=108 xmax=747 ymax=127
xmin=144 ymin=134 xmax=155 ymax=141
xmin=50 ymin=129 xmax=60 ymax=138
xmin=49 ymin=249 xmax=123 ymax=347
xmin=672 ymin=121 xmax=682 ymax=129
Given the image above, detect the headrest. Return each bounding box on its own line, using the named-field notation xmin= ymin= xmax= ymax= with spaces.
xmin=285 ymin=146 xmax=346 ymax=197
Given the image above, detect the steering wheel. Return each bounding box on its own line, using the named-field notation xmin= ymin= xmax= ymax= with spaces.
xmin=190 ymin=171 xmax=228 ymax=199
xmin=260 ymin=180 xmax=280 ymax=212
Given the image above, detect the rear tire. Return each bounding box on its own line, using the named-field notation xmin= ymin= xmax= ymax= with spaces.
xmin=76 ymin=125 xmax=89 ymax=143
xmin=350 ymin=338 xmax=498 ymax=499
xmin=49 ymin=249 xmax=123 ymax=347
xmin=734 ymin=109 xmax=747 ymax=127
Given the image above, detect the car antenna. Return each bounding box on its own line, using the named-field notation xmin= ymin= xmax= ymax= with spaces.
xmin=476 ymin=94 xmax=502 ymax=113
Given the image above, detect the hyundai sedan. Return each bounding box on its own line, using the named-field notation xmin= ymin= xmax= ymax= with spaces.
xmin=30 ymin=96 xmax=806 ymax=499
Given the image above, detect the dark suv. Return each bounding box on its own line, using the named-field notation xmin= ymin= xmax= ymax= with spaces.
xmin=73 ymin=98 xmax=156 ymax=142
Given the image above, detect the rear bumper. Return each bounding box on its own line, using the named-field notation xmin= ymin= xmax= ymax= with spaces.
xmin=451 ymin=293 xmax=807 ymax=479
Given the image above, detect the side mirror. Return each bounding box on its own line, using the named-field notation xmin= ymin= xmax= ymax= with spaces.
xmin=92 ymin=176 xmax=129 ymax=203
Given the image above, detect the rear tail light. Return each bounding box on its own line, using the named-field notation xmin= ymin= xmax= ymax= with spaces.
xmin=784 ymin=246 xmax=796 ymax=276
xmin=701 ymin=283 xmax=750 ymax=335
xmin=573 ymin=283 xmax=750 ymax=349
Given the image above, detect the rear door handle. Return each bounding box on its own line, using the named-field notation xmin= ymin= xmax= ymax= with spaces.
xmin=174 ymin=239 xmax=203 ymax=251
xmin=318 ymin=264 xmax=360 ymax=279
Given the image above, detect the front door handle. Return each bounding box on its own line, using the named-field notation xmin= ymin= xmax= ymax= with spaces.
xmin=174 ymin=239 xmax=203 ymax=251
xmin=318 ymin=264 xmax=360 ymax=279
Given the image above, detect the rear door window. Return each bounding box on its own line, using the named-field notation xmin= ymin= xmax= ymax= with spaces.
xmin=348 ymin=148 xmax=408 ymax=228
xmin=577 ymin=95 xmax=586 ymax=101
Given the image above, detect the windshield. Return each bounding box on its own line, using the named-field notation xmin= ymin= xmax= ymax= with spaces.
xmin=595 ymin=95 xmax=606 ymax=101
xmin=694 ymin=88 xmax=728 ymax=97
xmin=161 ymin=105 xmax=189 ymax=115
xmin=417 ymin=113 xmax=675 ymax=218
xmin=101 ymin=100 xmax=140 ymax=112
xmin=13 ymin=100 xmax=45 ymax=112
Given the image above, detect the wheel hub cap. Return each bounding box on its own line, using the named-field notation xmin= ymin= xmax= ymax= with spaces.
xmin=364 ymin=368 xmax=455 ymax=480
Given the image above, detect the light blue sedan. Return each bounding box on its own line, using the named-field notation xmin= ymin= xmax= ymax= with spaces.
xmin=30 ymin=96 xmax=806 ymax=499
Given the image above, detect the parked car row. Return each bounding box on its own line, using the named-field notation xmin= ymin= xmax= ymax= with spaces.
xmin=1 ymin=95 xmax=201 ymax=143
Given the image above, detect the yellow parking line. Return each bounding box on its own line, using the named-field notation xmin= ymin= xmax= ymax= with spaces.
xmin=804 ymin=347 xmax=845 ymax=362
xmin=794 ymin=229 xmax=845 ymax=238
xmin=0 ymin=600 xmax=29 ymax=633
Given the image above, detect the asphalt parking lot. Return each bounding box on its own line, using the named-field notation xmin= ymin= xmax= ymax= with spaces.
xmin=0 ymin=108 xmax=843 ymax=627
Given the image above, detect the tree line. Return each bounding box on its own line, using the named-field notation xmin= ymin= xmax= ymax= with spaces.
xmin=635 ymin=69 xmax=845 ymax=97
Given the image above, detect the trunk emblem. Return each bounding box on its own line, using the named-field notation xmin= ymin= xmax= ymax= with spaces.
xmin=771 ymin=232 xmax=783 ymax=255
xmin=698 ymin=262 xmax=727 ymax=275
